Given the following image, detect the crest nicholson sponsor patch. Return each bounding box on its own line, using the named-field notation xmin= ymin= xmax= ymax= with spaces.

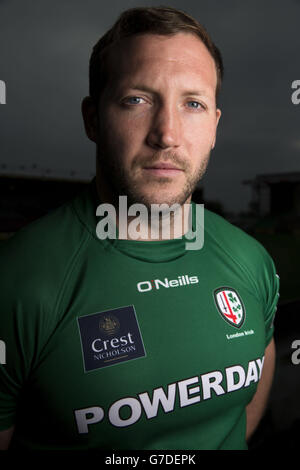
xmin=214 ymin=287 xmax=245 ymax=328
xmin=77 ymin=305 xmax=146 ymax=372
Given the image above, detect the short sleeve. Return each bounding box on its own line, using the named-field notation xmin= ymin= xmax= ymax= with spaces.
xmin=262 ymin=255 xmax=280 ymax=347
xmin=0 ymin=278 xmax=32 ymax=431
xmin=0 ymin=311 xmax=23 ymax=430
xmin=0 ymin=235 xmax=48 ymax=431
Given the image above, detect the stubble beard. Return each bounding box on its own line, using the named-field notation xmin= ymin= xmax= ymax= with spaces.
xmin=96 ymin=147 xmax=211 ymax=210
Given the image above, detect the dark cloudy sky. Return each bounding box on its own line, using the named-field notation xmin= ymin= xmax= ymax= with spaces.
xmin=0 ymin=0 xmax=299 ymax=213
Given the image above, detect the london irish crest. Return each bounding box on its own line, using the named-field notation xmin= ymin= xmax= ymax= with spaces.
xmin=214 ymin=287 xmax=246 ymax=328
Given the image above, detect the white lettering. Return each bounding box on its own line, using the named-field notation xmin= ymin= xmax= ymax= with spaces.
xmin=95 ymin=198 xmax=204 ymax=251
xmin=92 ymin=333 xmax=133 ymax=353
xmin=110 ymin=337 xmax=119 ymax=348
xmin=108 ymin=397 xmax=142 ymax=427
xmin=0 ymin=340 xmax=6 ymax=364
xmin=106 ymin=456 xmax=140 ymax=467
xmin=118 ymin=196 xmax=128 ymax=239
xmin=154 ymin=278 xmax=169 ymax=289
xmin=120 ymin=336 xmax=128 ymax=346
xmin=137 ymin=281 xmax=152 ymax=292
xmin=225 ymin=365 xmax=246 ymax=392
xmin=139 ymin=384 xmax=176 ymax=419
xmin=137 ymin=274 xmax=199 ymax=292
xmin=127 ymin=203 xmax=149 ymax=240
xmin=95 ymin=204 xmax=117 ymax=239
xmin=121 ymin=345 xmax=136 ymax=353
xmin=201 ymin=371 xmax=225 ymax=399
xmin=74 ymin=356 xmax=265 ymax=434
xmin=291 ymin=340 xmax=300 ymax=365
xmin=185 ymin=204 xmax=204 ymax=251
xmin=150 ymin=203 xmax=182 ymax=240
xmin=256 ymin=356 xmax=265 ymax=379
xmin=75 ymin=406 xmax=104 ymax=434
xmin=0 ymin=80 xmax=6 ymax=104
xmin=127 ymin=333 xmax=134 ymax=344
xmin=291 ymin=80 xmax=300 ymax=105
xmin=245 ymin=360 xmax=259 ymax=387
xmin=226 ymin=332 xmax=245 ymax=340
xmin=91 ymin=339 xmax=103 ymax=353
xmin=178 ymin=377 xmax=200 ymax=407
xmin=244 ymin=329 xmax=254 ymax=336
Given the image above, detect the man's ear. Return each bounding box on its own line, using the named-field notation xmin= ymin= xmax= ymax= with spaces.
xmin=81 ymin=96 xmax=99 ymax=143
xmin=211 ymin=108 xmax=221 ymax=150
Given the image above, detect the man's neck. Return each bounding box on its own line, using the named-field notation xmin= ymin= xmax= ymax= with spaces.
xmin=95 ymin=175 xmax=192 ymax=242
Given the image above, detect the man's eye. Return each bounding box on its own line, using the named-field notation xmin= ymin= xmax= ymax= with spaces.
xmin=124 ymin=96 xmax=145 ymax=105
xmin=187 ymin=101 xmax=203 ymax=110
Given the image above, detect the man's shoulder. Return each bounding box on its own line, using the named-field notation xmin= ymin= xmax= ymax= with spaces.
xmin=203 ymin=207 xmax=274 ymax=270
xmin=0 ymin=192 xmax=91 ymax=295
xmin=0 ymin=187 xmax=98 ymax=355
xmin=2 ymin=197 xmax=83 ymax=252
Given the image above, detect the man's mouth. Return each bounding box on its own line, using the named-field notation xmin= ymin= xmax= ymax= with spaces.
xmin=143 ymin=162 xmax=184 ymax=176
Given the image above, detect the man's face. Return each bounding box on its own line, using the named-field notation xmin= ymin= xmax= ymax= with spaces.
xmin=94 ymin=32 xmax=221 ymax=208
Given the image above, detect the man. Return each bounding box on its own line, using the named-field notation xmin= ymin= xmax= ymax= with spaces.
xmin=0 ymin=6 xmax=279 ymax=450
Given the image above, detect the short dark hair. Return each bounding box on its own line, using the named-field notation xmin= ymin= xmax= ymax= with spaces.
xmin=89 ymin=6 xmax=224 ymax=106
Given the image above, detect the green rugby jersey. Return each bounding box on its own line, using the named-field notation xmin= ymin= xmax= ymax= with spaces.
xmin=0 ymin=181 xmax=279 ymax=450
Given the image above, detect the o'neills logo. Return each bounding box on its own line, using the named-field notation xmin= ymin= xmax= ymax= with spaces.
xmin=137 ymin=275 xmax=199 ymax=293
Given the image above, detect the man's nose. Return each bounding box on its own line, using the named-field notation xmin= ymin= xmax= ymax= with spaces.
xmin=146 ymin=103 xmax=181 ymax=150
